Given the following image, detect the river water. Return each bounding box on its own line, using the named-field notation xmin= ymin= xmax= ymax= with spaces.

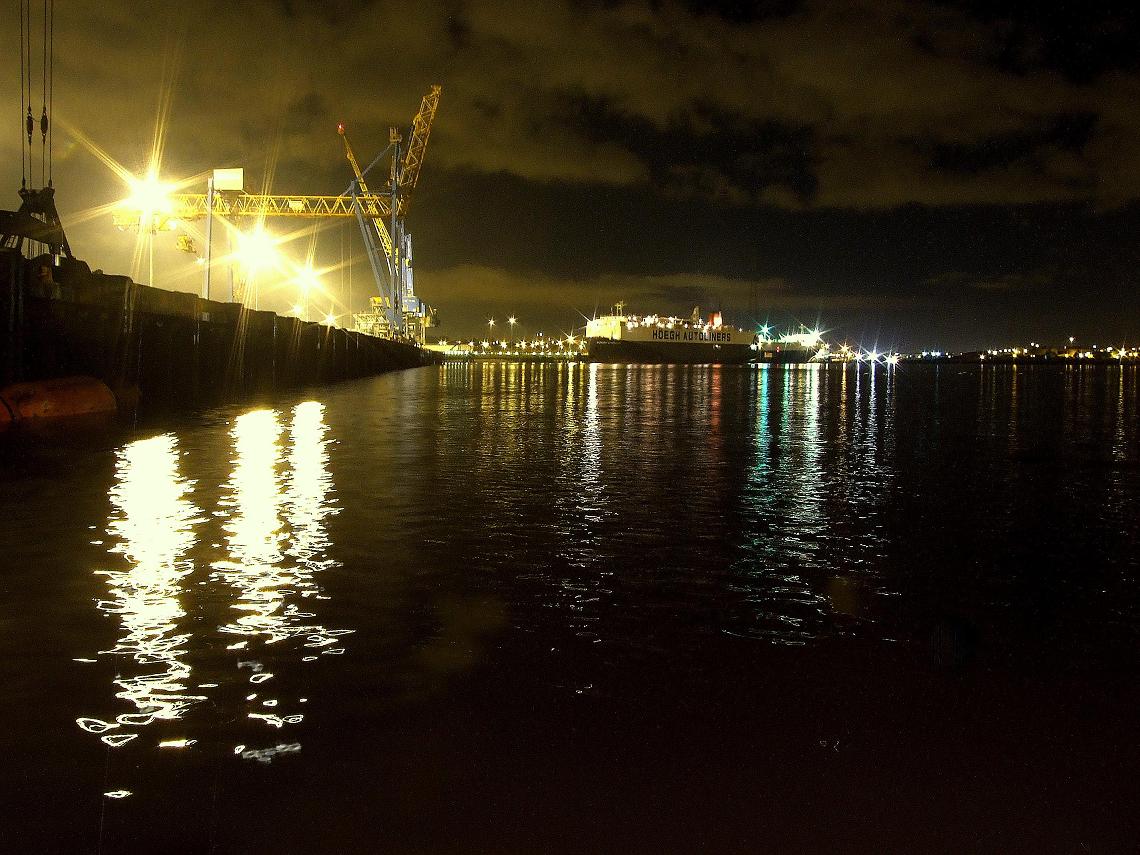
xmin=1 ymin=362 xmax=1137 ymax=853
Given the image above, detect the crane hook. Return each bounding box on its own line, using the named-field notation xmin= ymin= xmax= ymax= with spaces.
xmin=40 ymin=108 xmax=48 ymax=142
xmin=26 ymin=107 xmax=34 ymax=145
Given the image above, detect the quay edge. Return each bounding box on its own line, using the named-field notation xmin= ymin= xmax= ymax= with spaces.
xmin=1 ymin=249 xmax=439 ymax=415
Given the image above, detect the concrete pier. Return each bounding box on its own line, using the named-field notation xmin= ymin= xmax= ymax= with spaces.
xmin=1 ymin=249 xmax=436 ymax=410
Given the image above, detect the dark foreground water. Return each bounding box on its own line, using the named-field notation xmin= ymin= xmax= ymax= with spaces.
xmin=1 ymin=363 xmax=1137 ymax=853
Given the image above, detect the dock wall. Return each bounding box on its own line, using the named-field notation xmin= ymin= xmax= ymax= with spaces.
xmin=1 ymin=249 xmax=436 ymax=409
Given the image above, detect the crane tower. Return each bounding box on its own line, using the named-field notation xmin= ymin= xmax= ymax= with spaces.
xmin=341 ymin=85 xmax=441 ymax=343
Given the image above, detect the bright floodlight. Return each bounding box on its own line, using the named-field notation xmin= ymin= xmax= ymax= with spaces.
xmin=291 ymin=304 xmax=303 ymax=316
xmin=298 ymin=264 xmax=321 ymax=294
xmin=324 ymin=313 xmax=336 ymax=326
xmin=236 ymin=227 xmax=280 ymax=274
xmin=125 ymin=168 xmax=174 ymax=228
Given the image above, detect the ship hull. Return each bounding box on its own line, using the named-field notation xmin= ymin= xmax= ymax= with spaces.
xmin=755 ymin=346 xmax=816 ymax=364
xmin=584 ymin=338 xmax=755 ymax=364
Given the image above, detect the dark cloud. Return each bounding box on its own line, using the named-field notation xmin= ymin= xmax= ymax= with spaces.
xmin=966 ymin=272 xmax=1054 ymax=293
xmin=928 ymin=112 xmax=1097 ymax=176
xmin=935 ymin=2 xmax=1140 ymax=83
xmin=11 ymin=0 xmax=1140 ymax=208
xmin=567 ymin=94 xmax=818 ymax=203
xmin=284 ymin=92 xmax=329 ymax=134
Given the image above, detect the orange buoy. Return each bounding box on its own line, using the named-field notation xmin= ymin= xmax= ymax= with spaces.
xmin=0 ymin=376 xmax=117 ymax=421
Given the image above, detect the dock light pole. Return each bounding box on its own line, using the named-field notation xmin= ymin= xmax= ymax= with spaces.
xmin=297 ymin=266 xmax=320 ymax=323
xmin=488 ymin=318 xmax=495 ymax=346
xmin=202 ymin=168 xmax=244 ymax=302
xmin=202 ymin=175 xmax=214 ymax=301
xmin=508 ymin=316 xmax=517 ymax=343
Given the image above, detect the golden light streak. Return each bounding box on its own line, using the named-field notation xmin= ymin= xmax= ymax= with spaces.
xmin=212 ymin=406 xmax=348 ymax=647
xmin=79 ymin=434 xmax=206 ymax=748
xmin=209 ymin=404 xmax=350 ymax=755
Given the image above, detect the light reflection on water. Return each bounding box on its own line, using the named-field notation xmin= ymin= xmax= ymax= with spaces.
xmin=9 ymin=361 xmax=1134 ymax=849
xmin=286 ymin=401 xmax=338 ymax=570
xmin=446 ymin=362 xmax=913 ymax=648
xmin=79 ymin=434 xmax=205 ymax=746
xmin=211 ymin=403 xmax=349 ymax=742
xmin=217 ymin=409 xmax=298 ymax=642
xmin=79 ymin=402 xmax=348 ymax=763
xmin=442 ymin=362 xmax=911 ymax=650
xmin=729 ymin=364 xmax=897 ymax=643
xmin=62 ymin=366 xmax=1139 ymax=763
xmin=556 ymin=362 xmax=609 ymax=644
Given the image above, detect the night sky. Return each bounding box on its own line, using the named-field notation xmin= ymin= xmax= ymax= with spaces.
xmin=3 ymin=0 xmax=1139 ymax=350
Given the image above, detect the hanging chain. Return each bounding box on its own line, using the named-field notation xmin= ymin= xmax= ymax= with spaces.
xmin=47 ymin=0 xmax=54 ymax=186
xmin=16 ymin=0 xmax=53 ymax=190
xmin=40 ymin=0 xmax=47 ymax=186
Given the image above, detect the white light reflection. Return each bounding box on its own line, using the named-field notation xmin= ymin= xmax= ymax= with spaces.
xmin=80 ymin=434 xmax=205 ymax=747
xmin=286 ymin=401 xmax=337 ymax=571
xmin=241 ymin=742 xmax=302 ymax=764
xmin=214 ymin=411 xmax=287 ymax=634
xmin=732 ymin=367 xmax=830 ymax=644
xmin=581 ymin=363 xmax=603 ymax=521
xmin=1112 ymin=367 xmax=1129 ymax=465
xmin=212 ymin=404 xmax=350 ymax=754
xmin=545 ymin=362 xmax=610 ymax=673
xmin=555 ymin=362 xmax=608 ymax=568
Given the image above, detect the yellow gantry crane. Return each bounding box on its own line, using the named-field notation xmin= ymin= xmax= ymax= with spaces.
xmin=339 ymin=84 xmax=441 ymax=340
xmin=113 ymin=85 xmax=442 ymax=342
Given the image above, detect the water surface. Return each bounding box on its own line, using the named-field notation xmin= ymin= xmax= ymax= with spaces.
xmin=1 ymin=363 xmax=1137 ymax=853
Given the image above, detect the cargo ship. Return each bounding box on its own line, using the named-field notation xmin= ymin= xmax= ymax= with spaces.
xmin=755 ymin=327 xmax=828 ymax=364
xmin=584 ymin=304 xmax=756 ymax=364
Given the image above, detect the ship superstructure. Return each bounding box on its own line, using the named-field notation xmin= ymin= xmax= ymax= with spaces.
xmin=755 ymin=326 xmax=829 ymax=363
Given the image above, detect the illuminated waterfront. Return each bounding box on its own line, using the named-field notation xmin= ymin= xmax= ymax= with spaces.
xmin=1 ymin=362 xmax=1138 ymax=851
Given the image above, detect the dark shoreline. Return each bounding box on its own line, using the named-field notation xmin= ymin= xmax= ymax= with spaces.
xmin=1 ymin=249 xmax=438 ymax=414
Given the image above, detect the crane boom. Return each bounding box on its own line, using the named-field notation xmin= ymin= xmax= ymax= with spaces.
xmin=126 ymin=193 xmax=393 ymax=223
xmin=339 ymin=124 xmax=375 ymax=198
xmin=397 ymin=85 xmax=441 ymax=205
xmin=338 ymin=124 xmax=396 ymax=267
